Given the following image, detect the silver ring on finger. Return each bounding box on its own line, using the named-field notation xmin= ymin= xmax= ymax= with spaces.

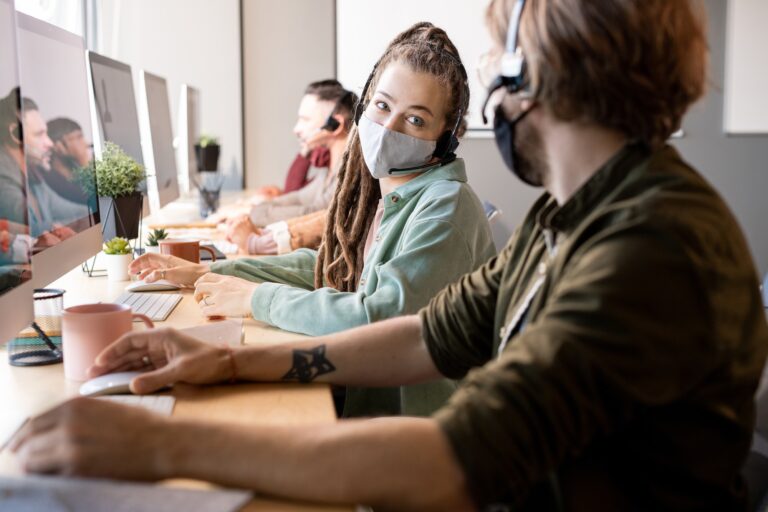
xmin=202 ymin=296 xmax=213 ymax=307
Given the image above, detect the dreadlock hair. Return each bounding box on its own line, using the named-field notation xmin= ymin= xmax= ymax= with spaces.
xmin=314 ymin=22 xmax=470 ymax=292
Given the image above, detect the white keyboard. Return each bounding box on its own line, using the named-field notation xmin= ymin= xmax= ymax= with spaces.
xmin=114 ymin=292 xmax=183 ymax=321
xmin=97 ymin=395 xmax=175 ymax=416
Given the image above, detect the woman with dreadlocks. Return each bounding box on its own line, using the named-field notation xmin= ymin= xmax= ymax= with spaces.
xmin=129 ymin=22 xmax=496 ymax=416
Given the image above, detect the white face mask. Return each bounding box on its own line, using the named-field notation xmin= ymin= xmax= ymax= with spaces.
xmin=358 ymin=113 xmax=437 ymax=179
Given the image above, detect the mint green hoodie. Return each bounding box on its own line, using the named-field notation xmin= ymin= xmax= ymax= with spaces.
xmin=211 ymin=158 xmax=496 ymax=416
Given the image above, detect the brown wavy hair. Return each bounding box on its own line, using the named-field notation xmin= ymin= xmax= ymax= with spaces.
xmin=487 ymin=0 xmax=707 ymax=146
xmin=314 ymin=22 xmax=469 ymax=291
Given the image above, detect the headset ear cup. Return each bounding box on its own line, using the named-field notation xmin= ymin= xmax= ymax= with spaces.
xmin=448 ymin=134 xmax=459 ymax=154
xmin=323 ymin=116 xmax=340 ymax=132
xmin=433 ymin=131 xmax=453 ymax=159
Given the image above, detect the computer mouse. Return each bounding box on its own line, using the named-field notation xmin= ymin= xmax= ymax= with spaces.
xmin=125 ymin=279 xmax=181 ymax=292
xmin=79 ymin=371 xmax=143 ymax=396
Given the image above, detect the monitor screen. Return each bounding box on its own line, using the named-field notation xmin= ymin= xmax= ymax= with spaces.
xmin=87 ymin=51 xmax=144 ymax=167
xmin=177 ymin=84 xmax=199 ymax=194
xmin=0 ymin=0 xmax=34 ymax=344
xmin=142 ymin=71 xmax=179 ymax=210
xmin=16 ymin=12 xmax=101 ymax=288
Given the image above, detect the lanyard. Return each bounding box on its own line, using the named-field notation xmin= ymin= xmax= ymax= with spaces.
xmin=497 ymin=229 xmax=557 ymax=358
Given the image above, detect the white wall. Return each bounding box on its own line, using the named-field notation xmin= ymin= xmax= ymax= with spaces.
xmin=0 ymin=0 xmax=20 ymax=96
xmin=242 ymin=0 xmax=336 ymax=189
xmin=336 ymin=0 xmax=493 ymax=132
xmin=95 ymin=0 xmax=243 ymax=189
xmin=724 ymin=0 xmax=768 ymax=133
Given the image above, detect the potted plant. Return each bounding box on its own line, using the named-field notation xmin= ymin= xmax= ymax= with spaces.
xmin=145 ymin=228 xmax=168 ymax=254
xmin=102 ymin=237 xmax=133 ymax=282
xmin=95 ymin=142 xmax=146 ymax=241
xmin=194 ymin=134 xmax=220 ymax=172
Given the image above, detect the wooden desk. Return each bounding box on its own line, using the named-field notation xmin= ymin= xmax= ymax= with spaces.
xmin=0 ymin=254 xmax=353 ymax=511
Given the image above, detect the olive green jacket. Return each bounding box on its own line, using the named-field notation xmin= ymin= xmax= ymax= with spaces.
xmin=422 ymin=144 xmax=768 ymax=510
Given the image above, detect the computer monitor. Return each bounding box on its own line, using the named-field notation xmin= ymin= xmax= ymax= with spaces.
xmin=16 ymin=12 xmax=101 ymax=289
xmin=176 ymin=84 xmax=199 ymax=195
xmin=87 ymin=50 xmax=150 ymax=217
xmin=139 ymin=70 xmax=179 ymax=211
xmin=0 ymin=0 xmax=34 ymax=344
xmin=87 ymin=52 xmax=144 ymax=169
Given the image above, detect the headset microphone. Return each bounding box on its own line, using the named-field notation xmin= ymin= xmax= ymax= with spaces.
xmin=387 ymin=153 xmax=457 ymax=175
xmin=320 ymin=90 xmax=354 ymax=132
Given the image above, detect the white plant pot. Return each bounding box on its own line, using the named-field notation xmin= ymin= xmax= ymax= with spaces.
xmin=103 ymin=253 xmax=133 ymax=282
xmin=144 ymin=246 xmax=160 ymax=254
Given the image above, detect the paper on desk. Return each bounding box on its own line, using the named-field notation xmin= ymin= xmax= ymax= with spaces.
xmin=0 ymin=475 xmax=252 ymax=512
xmin=179 ymin=319 xmax=244 ymax=347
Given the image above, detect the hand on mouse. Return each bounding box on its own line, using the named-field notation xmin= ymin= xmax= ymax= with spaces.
xmin=194 ymin=273 xmax=259 ymax=318
xmin=10 ymin=397 xmax=173 ymax=480
xmin=87 ymin=327 xmax=235 ymax=394
xmin=129 ymin=253 xmax=209 ymax=287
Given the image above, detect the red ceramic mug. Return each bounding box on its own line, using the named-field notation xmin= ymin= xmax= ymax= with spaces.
xmin=62 ymin=303 xmax=154 ymax=381
xmin=159 ymin=239 xmax=216 ymax=263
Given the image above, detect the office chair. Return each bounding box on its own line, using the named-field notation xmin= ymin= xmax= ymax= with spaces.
xmin=744 ymin=359 xmax=768 ymax=512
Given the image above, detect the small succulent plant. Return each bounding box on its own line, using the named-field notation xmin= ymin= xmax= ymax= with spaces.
xmin=103 ymin=237 xmax=132 ymax=255
xmin=146 ymin=228 xmax=169 ymax=247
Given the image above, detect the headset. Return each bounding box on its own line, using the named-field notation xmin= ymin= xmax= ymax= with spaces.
xmin=353 ymin=43 xmax=471 ymax=174
xmin=320 ymin=89 xmax=355 ymax=132
xmin=480 ymin=0 xmax=528 ymax=125
xmin=0 ymin=89 xmax=23 ymax=146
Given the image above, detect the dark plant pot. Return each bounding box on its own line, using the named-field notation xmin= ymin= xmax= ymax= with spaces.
xmin=194 ymin=144 xmax=220 ymax=172
xmin=99 ymin=192 xmax=143 ymax=241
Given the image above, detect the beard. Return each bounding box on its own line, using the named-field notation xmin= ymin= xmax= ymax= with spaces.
xmin=514 ymin=114 xmax=548 ymax=187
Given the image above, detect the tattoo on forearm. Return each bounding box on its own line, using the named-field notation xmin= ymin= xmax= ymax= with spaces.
xmin=282 ymin=345 xmax=336 ymax=383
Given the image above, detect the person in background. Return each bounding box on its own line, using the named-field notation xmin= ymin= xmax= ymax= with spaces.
xmin=0 ymin=88 xmax=73 ymax=250
xmin=44 ymin=117 xmax=93 ymax=204
xmin=211 ymin=80 xmax=356 ymax=228
xmin=15 ymin=1 xmax=767 ymax=511
xmin=129 ymin=22 xmax=497 ymax=417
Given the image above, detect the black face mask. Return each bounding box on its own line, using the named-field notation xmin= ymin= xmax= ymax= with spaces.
xmin=493 ymin=102 xmax=539 ymax=186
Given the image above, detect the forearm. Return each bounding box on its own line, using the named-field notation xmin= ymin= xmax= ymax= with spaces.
xmin=235 ymin=315 xmax=443 ymax=386
xmin=163 ymin=416 xmax=474 ymax=511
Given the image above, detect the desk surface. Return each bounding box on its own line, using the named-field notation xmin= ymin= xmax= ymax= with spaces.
xmin=0 ymin=194 xmax=354 ymax=512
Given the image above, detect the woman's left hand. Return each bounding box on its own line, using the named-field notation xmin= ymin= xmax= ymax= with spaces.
xmin=194 ymin=273 xmax=260 ymax=318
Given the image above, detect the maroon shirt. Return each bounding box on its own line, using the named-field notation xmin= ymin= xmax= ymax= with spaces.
xmin=283 ymin=147 xmax=331 ymax=193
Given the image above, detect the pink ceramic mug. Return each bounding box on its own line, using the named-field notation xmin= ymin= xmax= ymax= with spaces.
xmin=61 ymin=303 xmax=154 ymax=381
xmin=159 ymin=239 xmax=216 ymax=263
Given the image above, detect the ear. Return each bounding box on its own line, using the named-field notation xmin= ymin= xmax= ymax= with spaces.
xmin=520 ymin=98 xmax=534 ymax=111
xmin=9 ymin=122 xmax=21 ymax=146
xmin=54 ymin=140 xmax=66 ymax=153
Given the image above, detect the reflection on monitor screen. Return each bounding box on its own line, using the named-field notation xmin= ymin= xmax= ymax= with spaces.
xmin=16 ymin=12 xmax=102 ymax=288
xmin=88 ymin=52 xmax=144 ymax=167
xmin=141 ymin=71 xmax=179 ymax=211
xmin=0 ymin=0 xmax=34 ymax=344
